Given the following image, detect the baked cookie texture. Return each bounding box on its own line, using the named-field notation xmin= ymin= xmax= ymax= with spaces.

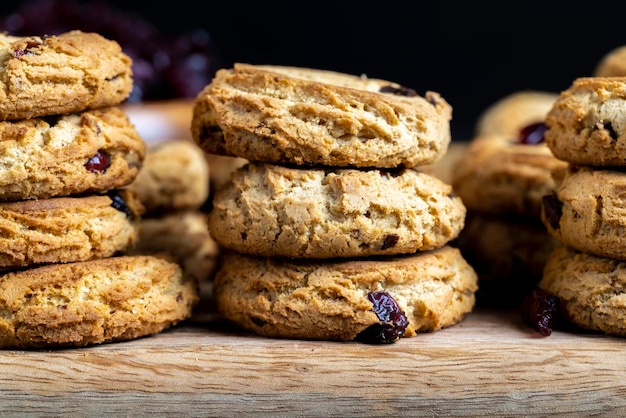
xmin=191 ymin=63 xmax=452 ymax=168
xmin=0 ymin=106 xmax=145 ymax=201
xmin=209 ymin=162 xmax=466 ymax=258
xmin=545 ymin=77 xmax=626 ymax=166
xmin=0 ymin=190 xmax=143 ymax=268
xmin=214 ymin=246 xmax=478 ymax=341
xmin=0 ymin=254 xmax=198 ymax=349
xmin=541 ymin=165 xmax=626 ymax=261
xmin=0 ymin=30 xmax=133 ymax=120
xmin=540 ymin=246 xmax=626 ymax=337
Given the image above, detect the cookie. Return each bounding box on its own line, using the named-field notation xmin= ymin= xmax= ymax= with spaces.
xmin=451 ymin=133 xmax=567 ymax=218
xmin=454 ymin=212 xmax=560 ymax=307
xmin=127 ymin=141 xmax=209 ymax=214
xmin=130 ymin=211 xmax=219 ymax=283
xmin=0 ymin=254 xmax=199 ymax=348
xmin=475 ymin=90 xmax=558 ymax=137
xmin=0 ymin=190 xmax=143 ymax=268
xmin=594 ymin=45 xmax=626 ymax=77
xmin=191 ymin=63 xmax=452 ymax=168
xmin=209 ymin=162 xmax=466 ymax=258
xmin=0 ymin=30 xmax=133 ymax=120
xmin=545 ymin=77 xmax=626 ymax=166
xmin=540 ymin=245 xmax=626 ymax=337
xmin=0 ymin=106 xmax=145 ymax=201
xmin=213 ymin=245 xmax=478 ymax=342
xmin=541 ymin=165 xmax=626 ymax=261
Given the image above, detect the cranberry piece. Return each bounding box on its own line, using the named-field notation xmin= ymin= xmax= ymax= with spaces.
xmin=520 ymin=287 xmax=560 ymax=336
xmin=542 ymin=193 xmax=563 ymax=230
xmin=14 ymin=40 xmax=41 ymax=58
xmin=379 ymin=85 xmax=418 ymax=97
xmin=381 ymin=234 xmax=399 ymax=250
xmin=518 ymin=122 xmax=547 ymax=145
xmin=107 ymin=190 xmax=133 ymax=218
xmin=356 ymin=291 xmax=409 ymax=344
xmin=85 ymin=150 xmax=111 ymax=173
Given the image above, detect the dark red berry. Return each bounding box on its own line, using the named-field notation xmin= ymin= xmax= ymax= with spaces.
xmin=381 ymin=234 xmax=399 ymax=250
xmin=518 ymin=122 xmax=547 ymax=145
xmin=520 ymin=287 xmax=560 ymax=336
xmin=85 ymin=151 xmax=110 ymax=173
xmin=356 ymin=291 xmax=409 ymax=344
xmin=542 ymin=193 xmax=562 ymax=230
xmin=107 ymin=190 xmax=133 ymax=218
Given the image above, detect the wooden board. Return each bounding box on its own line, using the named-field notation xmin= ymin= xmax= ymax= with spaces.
xmin=3 ymin=295 xmax=626 ymax=417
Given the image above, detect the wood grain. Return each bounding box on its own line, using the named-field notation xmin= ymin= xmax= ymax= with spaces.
xmin=2 ymin=303 xmax=626 ymax=417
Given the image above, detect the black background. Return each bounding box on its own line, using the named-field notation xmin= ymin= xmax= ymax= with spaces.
xmin=2 ymin=1 xmax=626 ymax=140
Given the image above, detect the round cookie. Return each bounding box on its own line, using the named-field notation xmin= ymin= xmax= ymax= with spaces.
xmin=213 ymin=245 xmax=478 ymax=342
xmin=127 ymin=141 xmax=209 ymax=214
xmin=451 ymin=133 xmax=567 ymax=218
xmin=594 ymin=45 xmax=626 ymax=77
xmin=209 ymin=162 xmax=466 ymax=258
xmin=130 ymin=211 xmax=220 ymax=283
xmin=541 ymin=165 xmax=626 ymax=261
xmin=545 ymin=76 xmax=626 ymax=166
xmin=0 ymin=106 xmax=145 ymax=201
xmin=0 ymin=254 xmax=199 ymax=349
xmin=454 ymin=212 xmax=560 ymax=307
xmin=0 ymin=190 xmax=143 ymax=268
xmin=0 ymin=30 xmax=133 ymax=120
xmin=475 ymin=90 xmax=558 ymax=137
xmin=191 ymin=63 xmax=452 ymax=168
xmin=540 ymin=245 xmax=626 ymax=337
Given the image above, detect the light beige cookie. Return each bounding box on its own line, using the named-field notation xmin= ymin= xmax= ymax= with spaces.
xmin=0 ymin=190 xmax=143 ymax=268
xmin=130 ymin=211 xmax=219 ymax=283
xmin=541 ymin=165 xmax=626 ymax=261
xmin=0 ymin=106 xmax=145 ymax=201
xmin=192 ymin=63 xmax=452 ymax=168
xmin=451 ymin=133 xmax=567 ymax=218
xmin=209 ymin=162 xmax=466 ymax=258
xmin=475 ymin=90 xmax=558 ymax=137
xmin=213 ymin=245 xmax=478 ymax=342
xmin=540 ymin=245 xmax=626 ymax=337
xmin=0 ymin=254 xmax=198 ymax=348
xmin=127 ymin=141 xmax=209 ymax=214
xmin=0 ymin=30 xmax=133 ymax=120
xmin=545 ymin=76 xmax=626 ymax=166
xmin=594 ymin=45 xmax=626 ymax=77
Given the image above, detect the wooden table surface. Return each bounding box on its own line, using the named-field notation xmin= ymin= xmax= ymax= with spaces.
xmin=3 ymin=290 xmax=626 ymax=417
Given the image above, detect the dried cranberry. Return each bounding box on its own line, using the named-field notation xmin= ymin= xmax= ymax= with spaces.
xmin=356 ymin=291 xmax=408 ymax=344
xmin=107 ymin=190 xmax=133 ymax=218
xmin=379 ymin=85 xmax=418 ymax=97
xmin=381 ymin=234 xmax=399 ymax=250
xmin=85 ymin=151 xmax=111 ymax=173
xmin=520 ymin=287 xmax=560 ymax=336
xmin=518 ymin=122 xmax=547 ymax=145
xmin=14 ymin=40 xmax=41 ymax=58
xmin=542 ymin=193 xmax=562 ymax=230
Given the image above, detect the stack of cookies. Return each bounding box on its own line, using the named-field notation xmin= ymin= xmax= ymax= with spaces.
xmin=538 ymin=76 xmax=626 ymax=337
xmin=451 ymin=91 xmax=566 ymax=307
xmin=192 ymin=63 xmax=478 ymax=343
xmin=0 ymin=30 xmax=198 ymax=349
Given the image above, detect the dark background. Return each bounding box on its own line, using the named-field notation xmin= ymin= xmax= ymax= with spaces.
xmin=1 ymin=1 xmax=625 ymax=140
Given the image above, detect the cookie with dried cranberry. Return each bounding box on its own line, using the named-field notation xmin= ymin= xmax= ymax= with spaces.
xmin=127 ymin=141 xmax=209 ymax=214
xmin=545 ymin=77 xmax=626 ymax=166
xmin=0 ymin=106 xmax=145 ymax=201
xmin=0 ymin=30 xmax=133 ymax=120
xmin=213 ymin=245 xmax=478 ymax=342
xmin=0 ymin=190 xmax=143 ymax=268
xmin=541 ymin=164 xmax=626 ymax=261
xmin=475 ymin=90 xmax=558 ymax=138
xmin=209 ymin=162 xmax=466 ymax=259
xmin=594 ymin=45 xmax=626 ymax=77
xmin=451 ymin=132 xmax=567 ymax=219
xmin=0 ymin=254 xmax=199 ymax=349
xmin=540 ymin=245 xmax=626 ymax=337
xmin=191 ymin=63 xmax=452 ymax=168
